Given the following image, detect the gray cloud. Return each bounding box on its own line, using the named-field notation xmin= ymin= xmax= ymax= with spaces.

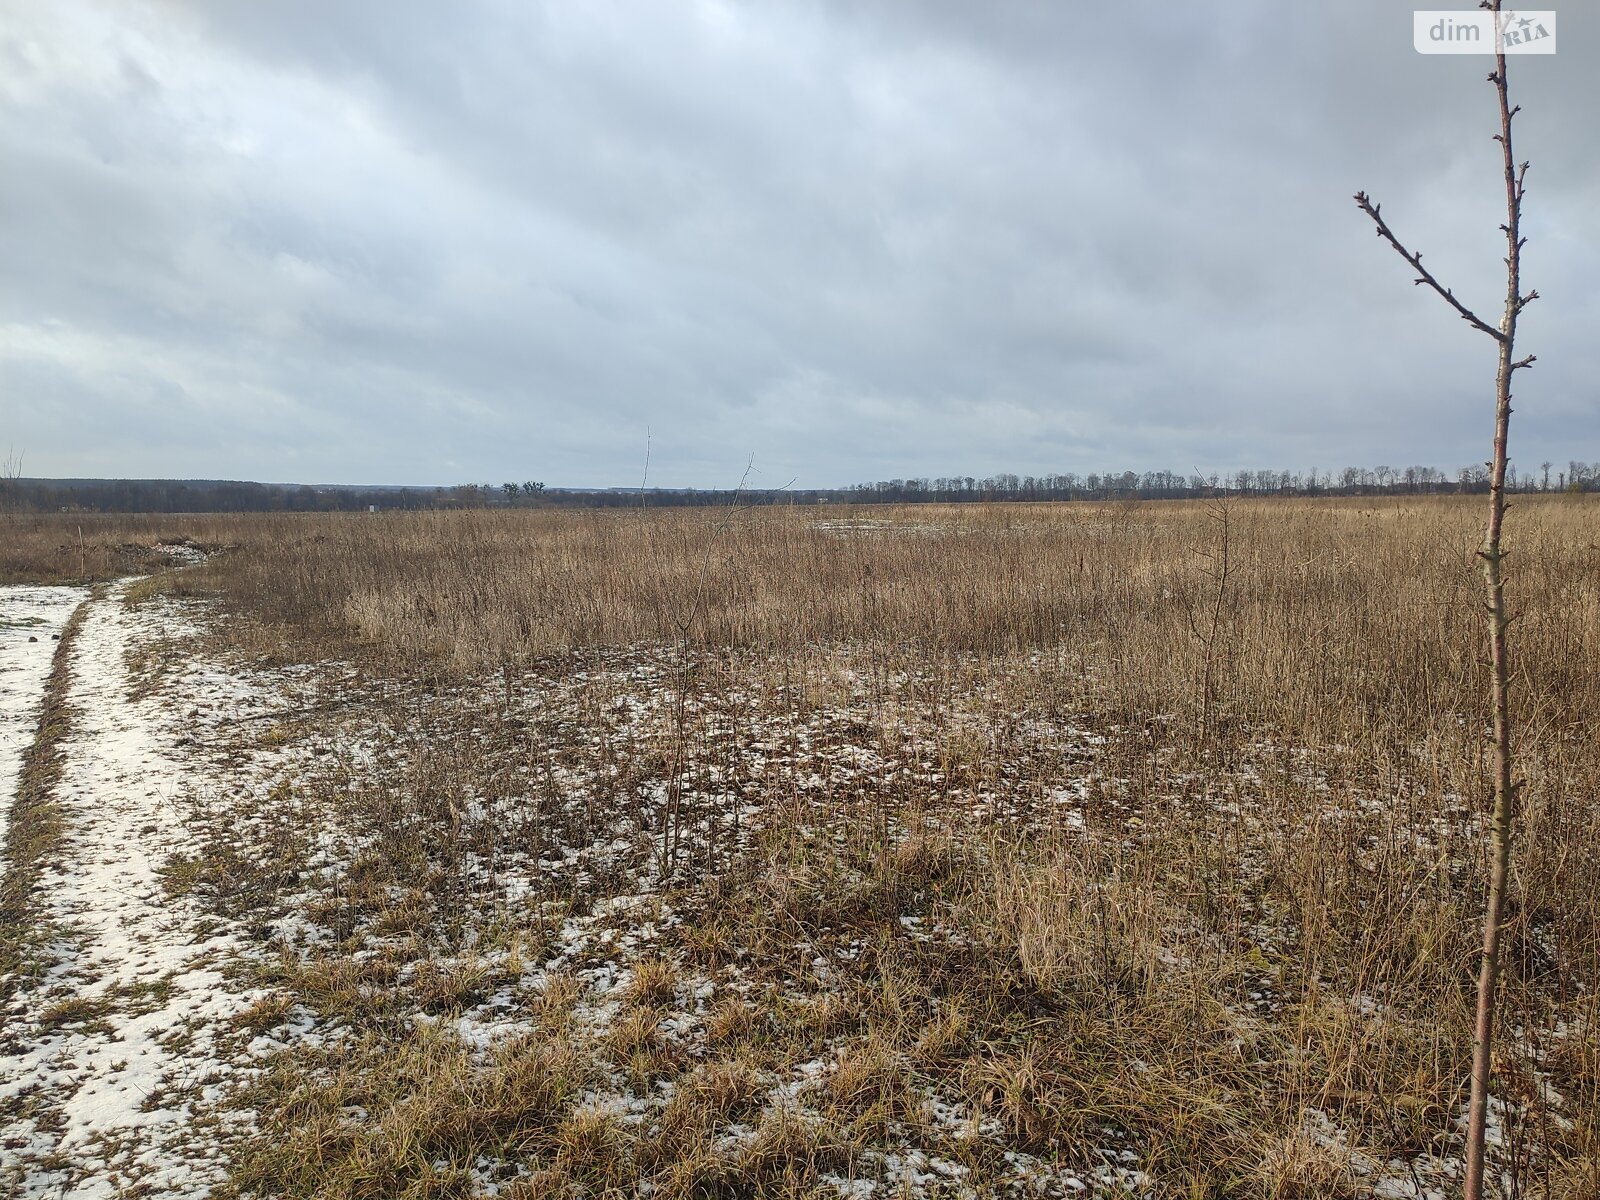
xmin=1 ymin=0 xmax=1595 ymax=486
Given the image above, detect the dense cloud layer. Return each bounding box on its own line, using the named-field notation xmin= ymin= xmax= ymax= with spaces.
xmin=1 ymin=1 xmax=1594 ymax=486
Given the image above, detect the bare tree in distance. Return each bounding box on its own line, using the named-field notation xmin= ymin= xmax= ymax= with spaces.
xmin=1 ymin=446 xmax=22 ymax=515
xmin=1353 ymin=4 xmax=1537 ymax=1194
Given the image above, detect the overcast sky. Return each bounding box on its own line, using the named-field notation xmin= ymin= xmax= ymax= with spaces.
xmin=1 ymin=2 xmax=1594 ymax=488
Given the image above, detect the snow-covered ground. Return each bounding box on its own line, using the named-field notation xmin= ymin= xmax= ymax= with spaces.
xmin=0 ymin=585 xmax=86 ymax=847
xmin=0 ymin=581 xmax=283 ymax=1198
xmin=0 ymin=576 xmax=1568 ymax=1198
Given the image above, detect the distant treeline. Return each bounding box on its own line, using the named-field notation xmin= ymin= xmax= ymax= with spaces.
xmin=4 ymin=478 xmax=441 ymax=514
xmin=3 ymin=462 xmax=1596 ymax=514
xmin=843 ymin=462 xmax=1599 ymax=503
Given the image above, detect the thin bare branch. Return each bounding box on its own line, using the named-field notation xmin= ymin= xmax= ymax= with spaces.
xmin=1352 ymin=192 xmax=1506 ymax=341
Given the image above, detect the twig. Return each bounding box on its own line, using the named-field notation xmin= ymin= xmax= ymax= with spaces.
xmin=1352 ymin=192 xmax=1504 ymax=342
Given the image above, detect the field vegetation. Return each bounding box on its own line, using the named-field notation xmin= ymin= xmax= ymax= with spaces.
xmin=3 ymin=496 xmax=1597 ymax=1197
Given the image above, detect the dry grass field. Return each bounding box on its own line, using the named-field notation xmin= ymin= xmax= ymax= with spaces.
xmin=2 ymin=496 xmax=1597 ymax=1198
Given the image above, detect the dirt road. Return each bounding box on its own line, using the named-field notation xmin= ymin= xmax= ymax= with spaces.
xmin=0 ymin=581 xmax=278 ymax=1198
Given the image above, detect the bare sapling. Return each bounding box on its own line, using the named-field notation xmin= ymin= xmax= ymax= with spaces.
xmin=650 ymin=454 xmax=758 ymax=880
xmin=1 ymin=447 xmax=22 ymax=517
xmin=1190 ymin=499 xmax=1235 ymax=752
xmin=1353 ymin=4 xmax=1537 ymax=1194
xmin=1189 ymin=496 xmax=1232 ymax=749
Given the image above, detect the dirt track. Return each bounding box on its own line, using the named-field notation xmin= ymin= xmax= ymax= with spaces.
xmin=0 ymin=581 xmax=282 ymax=1198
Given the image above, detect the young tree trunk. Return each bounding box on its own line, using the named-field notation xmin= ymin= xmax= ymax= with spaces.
xmin=1353 ymin=6 xmax=1537 ymax=1193
xmin=1464 ymin=23 xmax=1531 ymax=1198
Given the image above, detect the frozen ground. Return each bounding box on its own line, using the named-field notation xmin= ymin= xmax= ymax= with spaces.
xmin=0 ymin=581 xmax=291 ymax=1197
xmin=0 ymin=586 xmax=86 ymax=846
xmin=0 ymin=578 xmax=1564 ymax=1198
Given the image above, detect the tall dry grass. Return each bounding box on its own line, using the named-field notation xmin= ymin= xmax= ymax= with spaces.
xmin=0 ymin=512 xmax=247 ymax=584
xmin=171 ymin=497 xmax=1599 ymax=746
xmin=16 ymin=496 xmax=1596 ymax=1195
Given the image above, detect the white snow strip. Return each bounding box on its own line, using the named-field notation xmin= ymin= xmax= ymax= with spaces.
xmin=0 ymin=585 xmax=86 ymax=846
xmin=0 ymin=583 xmax=274 ymax=1198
